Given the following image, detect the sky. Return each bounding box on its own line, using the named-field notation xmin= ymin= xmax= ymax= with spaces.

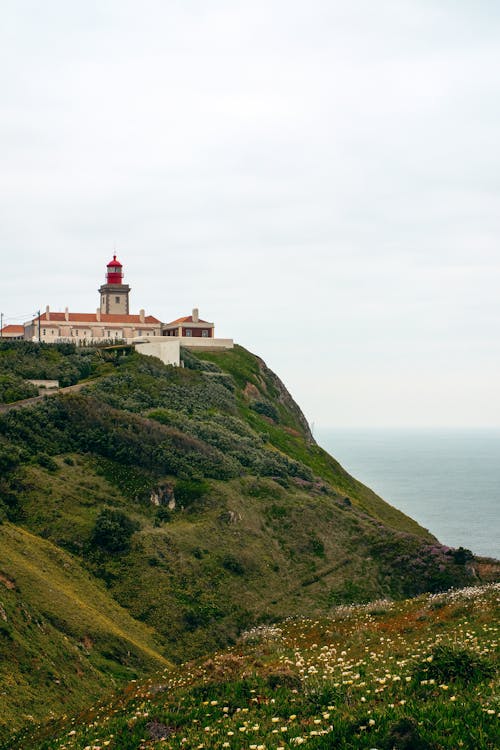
xmin=1 ymin=0 xmax=499 ymax=429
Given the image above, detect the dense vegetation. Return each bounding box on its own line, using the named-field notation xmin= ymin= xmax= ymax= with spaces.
xmin=0 ymin=340 xmax=101 ymax=391
xmin=6 ymin=583 xmax=499 ymax=749
xmin=0 ymin=341 xmax=497 ymax=743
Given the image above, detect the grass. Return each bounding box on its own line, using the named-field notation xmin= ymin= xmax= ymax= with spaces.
xmin=195 ymin=346 xmax=434 ymax=538
xmin=0 ymin=522 xmax=169 ymax=736
xmin=6 ymin=582 xmax=498 ymax=749
xmin=0 ymin=342 xmax=497 ymax=739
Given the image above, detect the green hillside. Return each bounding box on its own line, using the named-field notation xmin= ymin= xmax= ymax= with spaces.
xmin=6 ymin=582 xmax=499 ymax=749
xmin=0 ymin=523 xmax=168 ymax=736
xmin=0 ymin=341 xmax=496 ymax=737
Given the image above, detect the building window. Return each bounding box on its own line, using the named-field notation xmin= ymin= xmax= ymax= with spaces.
xmin=43 ymin=329 xmax=46 ymax=335
xmin=202 ymin=330 xmax=208 ymax=337
xmin=115 ymin=296 xmax=120 ymax=304
xmin=185 ymin=329 xmax=192 ymax=337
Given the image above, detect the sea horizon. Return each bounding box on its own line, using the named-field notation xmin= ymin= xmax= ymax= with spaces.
xmin=316 ymin=427 xmax=500 ymax=560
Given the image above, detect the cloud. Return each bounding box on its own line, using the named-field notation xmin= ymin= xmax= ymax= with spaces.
xmin=0 ymin=1 xmax=499 ymax=426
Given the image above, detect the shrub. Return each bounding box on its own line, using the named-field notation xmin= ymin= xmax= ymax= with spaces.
xmin=251 ymin=400 xmax=279 ymax=422
xmin=91 ymin=509 xmax=139 ymax=553
xmin=450 ymin=546 xmax=474 ymax=565
xmin=221 ymin=554 xmax=245 ymax=575
xmin=36 ymin=453 xmax=59 ymax=472
xmin=175 ymin=479 xmax=209 ymax=507
xmin=413 ymin=644 xmax=495 ymax=685
xmin=0 ymin=375 xmax=38 ymax=404
xmin=381 ymin=717 xmax=435 ymax=750
xmin=155 ymin=506 xmax=171 ymax=524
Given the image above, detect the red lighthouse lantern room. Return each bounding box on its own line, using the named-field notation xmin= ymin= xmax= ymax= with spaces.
xmin=106 ymin=255 xmax=123 ymax=284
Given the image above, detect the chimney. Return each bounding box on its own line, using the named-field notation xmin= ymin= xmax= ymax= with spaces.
xmin=96 ymin=308 xmax=101 ymax=322
xmin=192 ymin=307 xmax=199 ymax=323
xmin=64 ymin=307 xmax=69 ymax=322
xmin=139 ymin=309 xmax=145 ymax=323
xmin=45 ymin=305 xmax=50 ymax=321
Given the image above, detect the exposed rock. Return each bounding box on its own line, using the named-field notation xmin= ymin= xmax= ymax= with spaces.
xmin=150 ymin=483 xmax=175 ymax=509
xmin=0 ymin=572 xmax=16 ymax=590
xmin=218 ymin=510 xmax=242 ymax=524
xmin=146 ymin=720 xmax=174 ymax=740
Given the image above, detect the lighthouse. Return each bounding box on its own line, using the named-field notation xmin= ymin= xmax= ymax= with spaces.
xmin=98 ymin=255 xmax=131 ymax=315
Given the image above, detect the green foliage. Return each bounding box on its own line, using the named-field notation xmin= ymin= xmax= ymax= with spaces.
xmin=36 ymin=453 xmax=59 ymax=472
xmin=221 ymin=553 xmax=245 ymax=575
xmin=174 ymin=479 xmax=209 ymax=507
xmin=251 ymin=400 xmax=280 ymax=422
xmin=0 ymin=340 xmax=97 ymax=387
xmin=0 ymin=342 xmax=489 ymax=745
xmin=450 ymin=546 xmax=474 ymax=565
xmin=380 ymin=717 xmax=435 ymax=750
xmin=413 ymin=643 xmax=496 ymax=685
xmin=90 ymin=508 xmax=139 ymax=553
xmin=0 ymin=437 xmax=25 ymax=473
xmin=155 ymin=506 xmax=172 ymax=524
xmin=7 ymin=583 xmax=499 ymax=750
xmin=0 ymin=374 xmax=38 ymax=403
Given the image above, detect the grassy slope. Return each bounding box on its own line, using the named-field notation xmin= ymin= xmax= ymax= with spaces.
xmin=7 ymin=583 xmax=499 ymax=750
xmin=0 ymin=341 xmax=495 ymax=737
xmin=195 ymin=346 xmax=431 ymax=537
xmin=0 ymin=522 xmax=169 ymax=736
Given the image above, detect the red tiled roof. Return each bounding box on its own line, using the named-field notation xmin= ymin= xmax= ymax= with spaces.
xmin=0 ymin=325 xmax=24 ymax=334
xmin=36 ymin=312 xmax=161 ymax=325
xmin=165 ymin=316 xmax=213 ymax=326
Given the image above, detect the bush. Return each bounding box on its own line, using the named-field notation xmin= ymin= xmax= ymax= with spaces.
xmin=0 ymin=374 xmax=38 ymax=404
xmin=450 ymin=546 xmax=474 ymax=565
xmin=175 ymin=479 xmax=209 ymax=507
xmin=381 ymin=717 xmax=435 ymax=750
xmin=413 ymin=644 xmax=495 ymax=685
xmin=36 ymin=453 xmax=59 ymax=472
xmin=91 ymin=509 xmax=139 ymax=553
xmin=251 ymin=400 xmax=279 ymax=422
xmin=155 ymin=506 xmax=171 ymax=524
xmin=221 ymin=554 xmax=245 ymax=575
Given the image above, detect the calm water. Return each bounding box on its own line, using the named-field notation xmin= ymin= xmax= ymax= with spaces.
xmin=316 ymin=429 xmax=500 ymax=559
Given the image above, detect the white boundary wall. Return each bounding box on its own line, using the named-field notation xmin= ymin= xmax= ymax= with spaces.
xmin=133 ymin=339 xmax=181 ymax=365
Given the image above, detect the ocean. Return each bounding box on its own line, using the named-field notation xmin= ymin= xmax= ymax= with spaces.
xmin=316 ymin=429 xmax=500 ymax=560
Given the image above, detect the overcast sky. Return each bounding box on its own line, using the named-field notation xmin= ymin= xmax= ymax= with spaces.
xmin=1 ymin=1 xmax=499 ymax=428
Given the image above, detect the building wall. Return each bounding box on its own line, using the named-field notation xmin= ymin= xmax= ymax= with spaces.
xmin=26 ymin=322 xmax=161 ymax=344
xmin=179 ymin=337 xmax=233 ymax=350
xmin=99 ymin=284 xmax=130 ymax=315
xmin=133 ymin=338 xmax=181 ymax=365
xmin=181 ymin=327 xmax=213 ymax=338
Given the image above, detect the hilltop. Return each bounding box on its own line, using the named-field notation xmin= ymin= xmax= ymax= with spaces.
xmin=0 ymin=341 xmax=497 ymax=738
